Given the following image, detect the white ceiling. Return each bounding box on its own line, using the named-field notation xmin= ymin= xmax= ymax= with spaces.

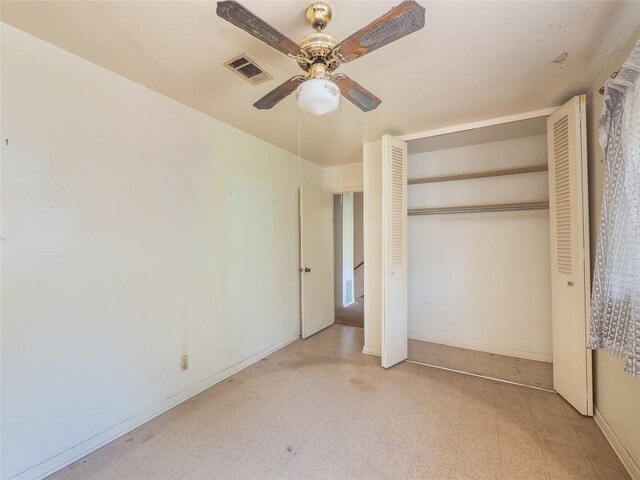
xmin=2 ymin=1 xmax=639 ymax=166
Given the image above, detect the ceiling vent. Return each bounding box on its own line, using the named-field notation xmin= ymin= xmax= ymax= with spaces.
xmin=223 ymin=54 xmax=273 ymax=85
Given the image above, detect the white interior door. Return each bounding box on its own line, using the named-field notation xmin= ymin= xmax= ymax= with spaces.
xmin=547 ymin=95 xmax=593 ymax=415
xmin=300 ymin=186 xmax=335 ymax=338
xmin=381 ymin=135 xmax=408 ymax=368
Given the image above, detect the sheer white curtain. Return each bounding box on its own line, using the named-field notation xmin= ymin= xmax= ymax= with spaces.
xmin=589 ymin=41 xmax=640 ymax=377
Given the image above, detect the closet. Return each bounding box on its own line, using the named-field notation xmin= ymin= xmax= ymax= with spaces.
xmin=364 ymin=98 xmax=592 ymax=414
xmin=406 ymin=117 xmax=553 ymax=377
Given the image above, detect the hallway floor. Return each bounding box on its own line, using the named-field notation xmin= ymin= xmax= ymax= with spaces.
xmin=334 ymin=296 xmax=364 ymax=328
xmin=48 ymin=325 xmax=629 ymax=480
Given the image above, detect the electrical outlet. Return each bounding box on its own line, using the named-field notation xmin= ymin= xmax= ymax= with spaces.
xmin=180 ymin=354 xmax=189 ymax=371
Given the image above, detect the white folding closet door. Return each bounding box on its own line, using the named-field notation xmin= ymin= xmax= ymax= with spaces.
xmin=300 ymin=186 xmax=335 ymax=338
xmin=547 ymin=95 xmax=592 ymax=415
xmin=381 ymin=135 xmax=408 ymax=368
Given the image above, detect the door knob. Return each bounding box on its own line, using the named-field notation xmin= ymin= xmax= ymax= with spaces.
xmin=304 ymin=267 xmax=311 ymax=273
xmin=567 ymin=280 xmax=574 ymax=286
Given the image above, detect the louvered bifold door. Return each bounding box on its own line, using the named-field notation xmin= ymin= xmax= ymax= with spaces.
xmin=381 ymin=135 xmax=408 ymax=368
xmin=547 ymin=96 xmax=593 ymax=415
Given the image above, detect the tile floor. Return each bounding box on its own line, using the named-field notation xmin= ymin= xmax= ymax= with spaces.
xmin=48 ymin=325 xmax=628 ymax=480
xmin=408 ymin=339 xmax=554 ymax=390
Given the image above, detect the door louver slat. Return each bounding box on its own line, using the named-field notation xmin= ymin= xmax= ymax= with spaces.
xmin=553 ymin=115 xmax=572 ymax=275
xmin=391 ymin=146 xmax=404 ymax=267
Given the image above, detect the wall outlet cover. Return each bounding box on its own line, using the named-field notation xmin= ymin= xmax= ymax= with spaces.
xmin=180 ymin=355 xmax=189 ymax=371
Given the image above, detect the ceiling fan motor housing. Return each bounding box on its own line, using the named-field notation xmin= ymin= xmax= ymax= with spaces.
xmin=305 ymin=2 xmax=333 ymax=31
xmin=297 ymin=33 xmax=339 ymax=75
xmin=299 ymin=3 xmax=339 ymax=76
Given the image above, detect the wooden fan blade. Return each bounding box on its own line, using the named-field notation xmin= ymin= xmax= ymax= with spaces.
xmin=333 ymin=75 xmax=381 ymax=112
xmin=254 ymin=77 xmax=304 ymax=110
xmin=217 ymin=1 xmax=302 ymax=57
xmin=335 ymin=0 xmax=425 ymax=63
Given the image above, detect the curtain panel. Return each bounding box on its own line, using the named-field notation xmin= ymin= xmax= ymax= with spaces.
xmin=589 ymin=41 xmax=640 ymax=377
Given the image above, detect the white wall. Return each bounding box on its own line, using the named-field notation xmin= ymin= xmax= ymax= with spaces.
xmin=408 ymin=136 xmax=553 ymax=362
xmin=0 ymin=25 xmax=323 ymax=480
xmin=333 ymin=193 xmax=355 ymax=308
xmin=353 ymin=192 xmax=364 ymax=299
xmin=333 ymin=194 xmax=344 ymax=307
xmin=363 ymin=142 xmax=382 ymax=356
xmin=587 ymin=26 xmax=640 ymax=478
xmin=341 ymin=193 xmax=354 ymax=307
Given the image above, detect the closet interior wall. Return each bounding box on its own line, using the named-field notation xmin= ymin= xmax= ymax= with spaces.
xmin=407 ymin=125 xmax=553 ymax=366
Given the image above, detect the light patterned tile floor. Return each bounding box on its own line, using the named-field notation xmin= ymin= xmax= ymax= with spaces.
xmin=47 ymin=325 xmax=628 ymax=480
xmin=408 ymin=339 xmax=554 ymax=390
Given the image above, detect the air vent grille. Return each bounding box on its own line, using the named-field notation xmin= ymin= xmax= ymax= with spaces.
xmin=228 ymin=57 xmax=249 ymax=69
xmin=223 ymin=54 xmax=273 ymax=85
xmin=238 ymin=63 xmax=263 ymax=78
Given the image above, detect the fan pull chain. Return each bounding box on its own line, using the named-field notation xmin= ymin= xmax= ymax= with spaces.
xmin=297 ymin=108 xmax=301 ymax=188
xmin=340 ymin=100 xmax=344 ymax=204
xmin=340 ymin=151 xmax=344 ymax=204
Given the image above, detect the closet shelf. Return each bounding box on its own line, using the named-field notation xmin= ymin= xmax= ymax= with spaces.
xmin=408 ymin=163 xmax=548 ymax=185
xmin=408 ymin=200 xmax=549 ymax=216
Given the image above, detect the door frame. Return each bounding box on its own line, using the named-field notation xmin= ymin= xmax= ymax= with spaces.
xmin=399 ymin=107 xmax=559 ymax=142
xmin=363 ymin=107 xmax=570 ymax=365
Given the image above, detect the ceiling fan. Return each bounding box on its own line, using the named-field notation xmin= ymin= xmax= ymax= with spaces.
xmin=217 ymin=0 xmax=425 ymax=115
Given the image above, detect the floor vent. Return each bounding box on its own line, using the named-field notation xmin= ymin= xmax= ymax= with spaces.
xmin=223 ymin=54 xmax=273 ymax=85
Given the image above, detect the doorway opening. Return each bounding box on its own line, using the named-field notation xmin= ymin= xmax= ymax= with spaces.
xmin=333 ymin=192 xmax=364 ymax=328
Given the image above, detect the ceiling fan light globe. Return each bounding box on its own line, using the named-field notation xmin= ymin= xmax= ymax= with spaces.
xmin=297 ymin=78 xmax=340 ymax=115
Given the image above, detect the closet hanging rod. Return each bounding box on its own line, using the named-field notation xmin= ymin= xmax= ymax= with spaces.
xmin=408 ymin=200 xmax=549 ymax=216
xmin=408 ymin=163 xmax=548 ymax=185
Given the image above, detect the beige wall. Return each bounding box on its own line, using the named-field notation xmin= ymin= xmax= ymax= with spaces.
xmin=324 ymin=163 xmax=363 ymax=193
xmin=1 ymin=25 xmax=323 ymax=480
xmin=587 ymin=26 xmax=640 ymax=476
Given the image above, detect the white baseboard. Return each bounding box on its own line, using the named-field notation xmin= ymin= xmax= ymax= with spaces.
xmin=594 ymin=407 xmax=640 ymax=480
xmin=16 ymin=333 xmax=300 ymax=480
xmin=408 ymin=336 xmax=552 ymax=363
xmin=362 ymin=345 xmax=381 ymax=357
